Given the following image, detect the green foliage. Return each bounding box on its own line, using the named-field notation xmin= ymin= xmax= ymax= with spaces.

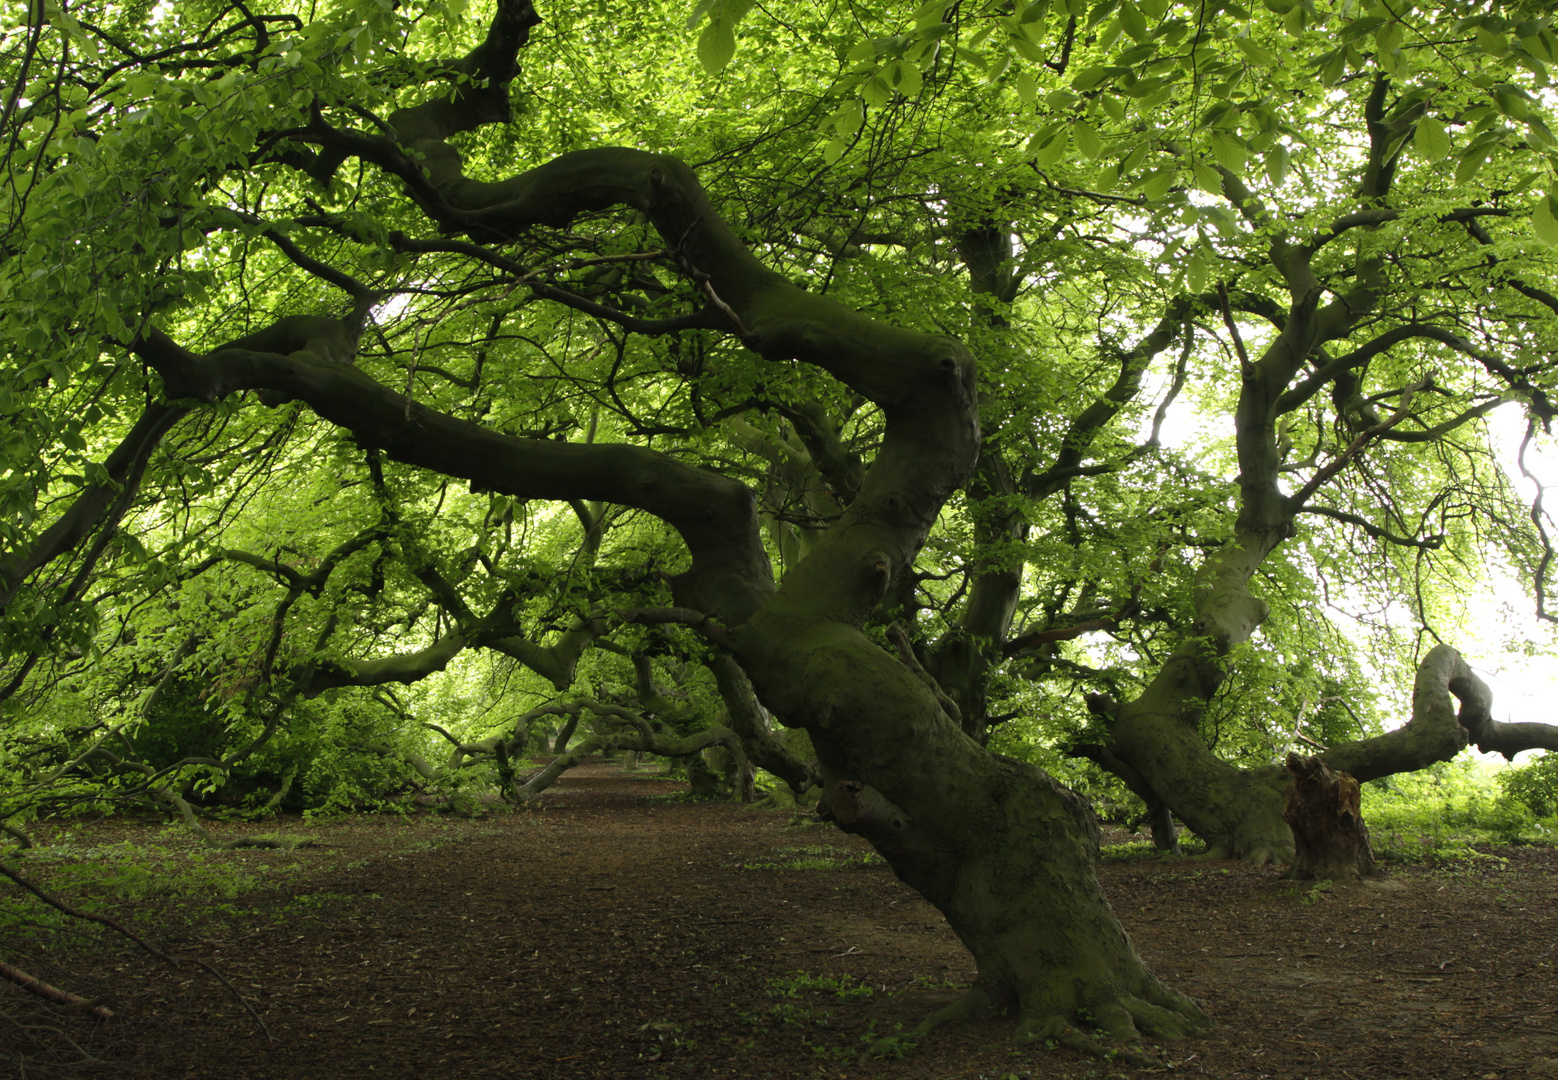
xmin=1500 ymin=752 xmax=1558 ymax=818
xmin=1365 ymin=754 xmax=1557 ymax=861
xmin=2 ymin=0 xmax=1558 ymax=871
xmin=767 ymin=970 xmax=876 ymax=1002
xmin=856 ymin=1019 xmax=918 ymax=1061
xmin=737 ymin=971 xmax=878 ymax=1038
xmin=0 ymin=839 xmax=279 ymax=945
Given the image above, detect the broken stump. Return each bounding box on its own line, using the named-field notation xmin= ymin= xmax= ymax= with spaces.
xmin=1282 ymin=752 xmax=1382 ymax=881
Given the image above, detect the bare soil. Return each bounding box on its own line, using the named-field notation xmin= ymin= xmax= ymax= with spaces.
xmin=4 ymin=761 xmax=1557 ymax=1079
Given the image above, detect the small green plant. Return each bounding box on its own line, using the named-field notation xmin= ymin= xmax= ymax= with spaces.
xmin=768 ymin=971 xmax=875 ymax=1001
xmin=858 ymin=1019 xmax=917 ymax=1061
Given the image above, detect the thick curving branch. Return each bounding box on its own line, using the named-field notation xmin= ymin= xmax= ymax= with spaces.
xmin=134 ymin=326 xmax=772 ymax=622
xmin=0 ymin=402 xmax=187 ymax=614
xmin=1318 ymin=644 xmax=1558 ymax=777
xmin=1300 ymin=644 xmax=1558 ymax=795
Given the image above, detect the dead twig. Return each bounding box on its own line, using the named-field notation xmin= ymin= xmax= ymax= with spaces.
xmin=0 ymin=960 xmax=114 ymax=1021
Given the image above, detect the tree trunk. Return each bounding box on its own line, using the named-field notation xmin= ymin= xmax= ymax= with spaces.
xmin=739 ymin=615 xmax=1209 ymax=1043
xmin=1282 ymin=754 xmax=1380 ymax=881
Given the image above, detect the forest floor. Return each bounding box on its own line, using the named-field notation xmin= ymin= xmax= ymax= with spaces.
xmin=3 ymin=761 xmax=1558 ymax=1080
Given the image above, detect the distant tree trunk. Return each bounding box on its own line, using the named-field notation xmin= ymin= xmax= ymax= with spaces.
xmin=550 ymin=713 xmax=579 ymax=755
xmin=1282 ymin=754 xmax=1380 ymax=881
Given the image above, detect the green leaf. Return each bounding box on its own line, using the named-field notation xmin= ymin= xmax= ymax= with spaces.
xmin=823 ymin=138 xmax=846 ymax=165
xmin=1073 ymin=119 xmax=1103 ymax=159
xmin=1528 ymin=29 xmax=1558 ymax=64
xmin=1374 ymin=20 xmax=1404 ymax=55
xmin=862 ymin=75 xmax=891 ymax=108
xmin=697 ymin=19 xmax=736 ymax=74
xmin=1533 ymin=192 xmax=1558 ymax=246
xmin=1264 ymin=143 xmax=1290 ymax=185
xmin=1192 ymin=158 xmax=1222 ymax=193
xmin=1071 ymin=65 xmax=1111 ymax=90
xmin=1209 ymin=130 xmax=1249 ymax=173
xmin=1476 ymin=27 xmax=1508 ymax=56
xmin=1139 ymin=168 xmax=1176 ymax=202
xmin=1032 ymin=129 xmax=1068 ymax=166
xmin=834 ymin=100 xmax=864 ymax=137
xmin=1454 ymin=146 xmax=1488 ymax=184
xmin=1016 ymin=71 xmax=1039 ymax=104
xmin=1118 ymin=0 xmax=1149 ymax=42
xmin=1340 ymin=15 xmax=1386 ymax=41
xmin=913 ymin=0 xmax=950 ymax=29
xmin=1316 ymin=49 xmax=1346 ymax=86
xmin=1186 ymin=250 xmax=1208 ymax=293
xmin=1413 ymin=117 xmax=1451 ymax=162
xmin=1010 ymin=34 xmax=1046 ymax=62
xmin=1232 ymin=36 xmax=1275 ymax=66
xmin=891 ymin=60 xmax=923 ymax=98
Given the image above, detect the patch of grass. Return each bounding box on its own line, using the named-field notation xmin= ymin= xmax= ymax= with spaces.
xmin=737 ymin=971 xmax=878 ymax=1034
xmin=17 ymin=841 xmax=265 ymax=902
xmin=1099 ymin=835 xmax=1207 ymax=861
xmin=1280 ymin=879 xmax=1332 ymax=904
xmin=725 ymin=845 xmax=885 ymax=871
xmin=0 ymin=839 xmax=287 ymax=944
xmin=768 ymin=971 xmax=876 ymax=1001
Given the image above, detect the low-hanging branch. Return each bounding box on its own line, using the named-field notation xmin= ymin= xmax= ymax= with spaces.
xmin=1320 ymin=644 xmax=1558 ymax=779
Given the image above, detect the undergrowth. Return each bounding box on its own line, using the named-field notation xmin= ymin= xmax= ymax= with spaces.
xmin=725 ymin=845 xmax=886 ymax=871
xmin=1364 ymin=753 xmax=1558 ymax=863
xmin=0 ymin=838 xmax=292 ymax=944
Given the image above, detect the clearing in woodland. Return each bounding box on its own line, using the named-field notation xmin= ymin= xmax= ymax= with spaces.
xmin=4 ymin=762 xmax=1556 ymax=1080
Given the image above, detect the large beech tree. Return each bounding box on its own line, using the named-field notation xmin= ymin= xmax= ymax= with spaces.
xmin=5 ymin=0 xmax=1558 ymax=1052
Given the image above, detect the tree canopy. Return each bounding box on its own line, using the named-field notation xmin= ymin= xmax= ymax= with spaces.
xmin=5 ymin=0 xmax=1558 ymax=1052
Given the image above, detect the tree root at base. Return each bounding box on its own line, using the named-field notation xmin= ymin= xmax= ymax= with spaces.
xmin=911 ymin=982 xmax=1210 ymax=1068
xmin=908 ymin=986 xmax=998 ymax=1039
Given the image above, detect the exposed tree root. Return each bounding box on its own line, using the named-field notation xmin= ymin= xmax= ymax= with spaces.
xmin=908 ymin=985 xmax=998 ymax=1039
xmin=909 ymin=978 xmax=1209 ymax=1067
xmin=1200 ymin=841 xmax=1291 ymax=865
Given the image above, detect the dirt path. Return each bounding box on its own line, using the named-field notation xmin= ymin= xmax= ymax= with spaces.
xmin=5 ymin=762 xmax=1558 ymax=1079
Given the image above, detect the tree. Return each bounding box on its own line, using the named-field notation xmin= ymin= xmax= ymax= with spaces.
xmin=4 ymin=0 xmax=1558 ymax=1053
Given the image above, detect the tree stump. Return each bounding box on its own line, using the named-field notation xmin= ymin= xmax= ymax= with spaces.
xmin=1281 ymin=753 xmax=1382 ymax=881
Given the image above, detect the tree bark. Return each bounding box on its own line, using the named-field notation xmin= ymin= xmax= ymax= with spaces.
xmin=1282 ymin=753 xmax=1381 ymax=881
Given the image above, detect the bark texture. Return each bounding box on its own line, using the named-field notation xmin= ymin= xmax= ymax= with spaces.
xmin=1282 ymin=754 xmax=1381 ymax=881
